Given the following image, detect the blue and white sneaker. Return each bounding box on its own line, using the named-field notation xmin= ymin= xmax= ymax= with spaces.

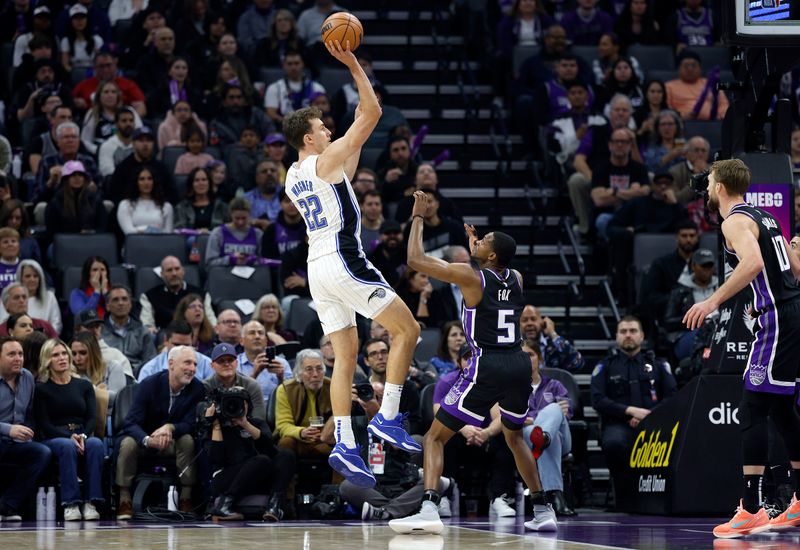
xmin=328 ymin=443 xmax=376 ymax=487
xmin=368 ymin=412 xmax=422 ymax=453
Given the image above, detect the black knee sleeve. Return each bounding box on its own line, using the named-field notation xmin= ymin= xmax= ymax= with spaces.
xmin=740 ymin=390 xmax=771 ymax=466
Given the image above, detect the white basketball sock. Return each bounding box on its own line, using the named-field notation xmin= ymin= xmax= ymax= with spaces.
xmin=334 ymin=416 xmax=356 ymax=448
xmin=379 ymin=382 xmax=403 ymax=419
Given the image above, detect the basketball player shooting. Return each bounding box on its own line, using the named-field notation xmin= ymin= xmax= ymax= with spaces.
xmin=682 ymin=159 xmax=800 ymax=538
xmin=281 ymin=40 xmax=422 ymax=489
xmin=389 ymin=191 xmax=557 ymax=534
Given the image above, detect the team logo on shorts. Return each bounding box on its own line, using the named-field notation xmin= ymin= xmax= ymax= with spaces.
xmin=749 ymin=363 xmax=767 ymax=386
xmin=368 ymin=288 xmax=387 ymax=303
xmin=444 ymin=385 xmax=464 ymax=406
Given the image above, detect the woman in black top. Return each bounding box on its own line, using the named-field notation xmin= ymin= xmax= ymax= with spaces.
xmin=174 ymin=167 xmax=228 ymax=231
xmin=35 ymin=338 xmax=104 ymax=521
xmin=44 ymin=161 xmax=107 ymax=238
xmin=200 ymin=390 xmax=295 ymax=521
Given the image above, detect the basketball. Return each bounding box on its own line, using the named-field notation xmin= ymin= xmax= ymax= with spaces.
xmin=320 ymin=12 xmax=363 ymax=51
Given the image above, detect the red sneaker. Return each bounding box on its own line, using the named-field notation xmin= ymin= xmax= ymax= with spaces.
xmin=529 ymin=426 xmax=550 ymax=460
xmin=769 ymin=494 xmax=800 ymax=531
xmin=712 ymin=500 xmax=771 ymax=538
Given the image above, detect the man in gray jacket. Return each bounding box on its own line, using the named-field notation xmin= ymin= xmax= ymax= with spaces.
xmin=102 ymin=285 xmax=157 ymax=377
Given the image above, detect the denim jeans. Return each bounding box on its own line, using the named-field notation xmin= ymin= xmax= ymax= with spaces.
xmin=522 ymin=403 xmax=572 ymax=491
xmin=0 ymin=439 xmax=52 ymax=511
xmin=43 ymin=437 xmax=105 ymax=505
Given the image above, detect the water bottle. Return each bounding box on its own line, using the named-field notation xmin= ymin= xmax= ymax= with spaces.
xmin=12 ymin=153 xmax=22 ymax=180
xmin=515 ymin=480 xmax=524 ymax=517
xmin=451 ymin=482 xmax=460 ymax=518
xmin=36 ymin=488 xmax=46 ymax=521
xmin=45 ymin=487 xmax=56 ymax=521
xmin=167 ymin=486 xmax=178 ymax=512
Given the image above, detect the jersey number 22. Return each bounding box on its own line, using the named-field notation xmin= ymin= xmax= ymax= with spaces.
xmin=298 ymin=195 xmax=327 ymax=231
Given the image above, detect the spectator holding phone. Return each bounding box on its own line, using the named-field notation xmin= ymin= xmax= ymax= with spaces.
xmin=235 ymin=320 xmax=292 ymax=408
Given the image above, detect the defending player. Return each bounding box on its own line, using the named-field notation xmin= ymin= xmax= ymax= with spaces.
xmin=388 ymin=191 xmax=557 ymax=534
xmin=281 ymin=41 xmax=421 ymax=488
xmin=683 ymin=159 xmax=800 ymax=538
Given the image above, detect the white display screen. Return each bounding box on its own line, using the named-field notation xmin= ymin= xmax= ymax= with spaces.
xmin=738 ymin=0 xmax=800 ymax=35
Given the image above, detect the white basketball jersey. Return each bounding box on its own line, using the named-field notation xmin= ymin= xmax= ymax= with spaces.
xmin=285 ymin=155 xmax=367 ymax=263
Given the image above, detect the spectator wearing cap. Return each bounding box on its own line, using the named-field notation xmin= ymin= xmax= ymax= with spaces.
xmin=74 ymin=307 xmax=134 ymax=380
xmin=244 ymin=159 xmax=282 ymax=230
xmin=12 ymin=5 xmax=54 ymax=68
xmin=263 ymin=133 xmax=288 ymax=184
xmin=367 ymin=220 xmax=407 ymax=288
xmin=72 ymin=50 xmax=146 ymax=117
xmin=663 ymin=248 xmax=719 ymax=360
xmin=80 ymin=80 xmax=143 ymax=156
xmin=209 ymin=83 xmax=276 ymax=151
xmin=666 ymin=50 xmax=729 ymax=121
xmin=606 ymin=171 xmax=686 ymax=300
xmin=133 ymin=26 xmax=175 ymax=95
xmin=0 ymin=283 xmax=58 ymax=338
xmin=393 ymin=164 xmax=462 ymax=225
xmin=206 ymin=343 xmax=266 ymax=422
xmin=59 ymin=3 xmax=104 ymax=73
xmin=263 ymin=50 xmax=326 ymax=125
xmin=115 ymin=344 xmax=205 ymax=519
xmin=262 ymin=189 xmax=305 ymax=260
xmin=33 ymin=121 xmax=98 ymax=205
xmin=44 ymin=160 xmax=107 ymax=238
xmin=13 ymin=56 xmax=73 ymax=126
xmin=109 ymin=126 xmax=174 ymax=204
xmin=237 ymin=321 xmax=292 ymax=408
xmin=359 ymin=190 xmax=383 ymax=253
xmin=97 ymin=107 xmax=137 ymax=177
xmin=55 ymin=0 xmax=112 ymax=45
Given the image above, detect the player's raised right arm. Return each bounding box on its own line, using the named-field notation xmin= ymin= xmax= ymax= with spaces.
xmin=317 ymin=40 xmax=381 ymax=174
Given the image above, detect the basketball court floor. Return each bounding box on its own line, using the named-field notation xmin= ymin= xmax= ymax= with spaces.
xmin=4 ymin=513 xmax=800 ymax=549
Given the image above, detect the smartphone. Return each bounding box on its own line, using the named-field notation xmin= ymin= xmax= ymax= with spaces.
xmin=265 ymin=346 xmax=276 ymax=360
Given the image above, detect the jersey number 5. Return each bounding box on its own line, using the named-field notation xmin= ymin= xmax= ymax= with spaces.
xmin=297 ymin=195 xmax=327 ymax=232
xmin=498 ymin=309 xmax=515 ymax=344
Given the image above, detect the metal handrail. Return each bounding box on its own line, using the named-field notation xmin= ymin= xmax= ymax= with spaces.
xmin=600 ymin=279 xmax=621 ymax=324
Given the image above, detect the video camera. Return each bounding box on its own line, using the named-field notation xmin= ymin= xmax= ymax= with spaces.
xmin=208 ymin=386 xmax=250 ymax=422
xmin=689 ymin=170 xmax=710 ymax=197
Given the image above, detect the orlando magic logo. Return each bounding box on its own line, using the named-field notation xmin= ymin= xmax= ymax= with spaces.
xmin=367 ymin=288 xmax=386 ymax=303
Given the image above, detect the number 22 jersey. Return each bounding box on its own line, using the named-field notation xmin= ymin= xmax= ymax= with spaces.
xmin=285 ymin=155 xmax=368 ymax=263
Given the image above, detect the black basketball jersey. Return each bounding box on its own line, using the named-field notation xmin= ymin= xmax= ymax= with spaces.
xmin=462 ymin=268 xmax=524 ymax=352
xmin=724 ymin=203 xmax=800 ymax=311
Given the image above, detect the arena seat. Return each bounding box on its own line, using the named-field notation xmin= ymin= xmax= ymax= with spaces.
xmin=285 ymin=298 xmax=318 ymax=339
xmin=512 ymin=45 xmax=541 ymax=75
xmin=206 ymin=266 xmax=272 ymax=307
xmin=318 ymin=67 xmax=351 ymax=95
xmin=414 ymin=328 xmax=441 ymax=362
xmin=53 ymin=233 xmax=119 ymax=270
xmin=572 ymin=45 xmax=597 ymax=66
xmin=683 ymin=120 xmax=723 ymax=152
xmin=694 ymin=45 xmax=732 ymax=71
xmin=359 ymin=148 xmax=382 ymax=171
xmin=162 ymin=146 xmax=184 ymax=175
xmin=628 ymin=45 xmax=675 ymax=72
xmin=124 ymin=234 xmax=188 ymax=267
xmin=631 ymin=233 xmax=676 ymax=305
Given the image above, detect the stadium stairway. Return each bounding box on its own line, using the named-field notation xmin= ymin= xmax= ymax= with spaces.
xmin=348 ymin=4 xmax=614 ymax=504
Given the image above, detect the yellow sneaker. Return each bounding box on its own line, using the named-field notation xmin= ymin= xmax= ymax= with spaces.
xmin=712 ymin=500 xmax=771 ymax=538
xmin=768 ymin=494 xmax=800 ymax=531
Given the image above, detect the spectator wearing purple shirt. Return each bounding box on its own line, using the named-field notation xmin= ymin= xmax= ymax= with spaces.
xmin=561 ymin=0 xmax=614 ymax=46
xmin=520 ymin=339 xmax=575 ymax=516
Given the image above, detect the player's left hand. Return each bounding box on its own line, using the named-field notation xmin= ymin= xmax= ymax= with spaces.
xmin=411 ymin=190 xmax=428 ymax=219
xmin=682 ymin=298 xmax=717 ymax=330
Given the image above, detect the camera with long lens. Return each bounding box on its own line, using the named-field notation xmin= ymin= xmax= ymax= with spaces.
xmin=209 ymin=386 xmax=249 ymax=422
xmin=689 ymin=170 xmax=710 ymax=197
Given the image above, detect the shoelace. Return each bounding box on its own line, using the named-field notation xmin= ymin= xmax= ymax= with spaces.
xmin=763 ymin=502 xmax=781 ymax=520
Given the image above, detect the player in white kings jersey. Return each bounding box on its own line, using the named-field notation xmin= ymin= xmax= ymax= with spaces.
xmin=282 ymin=40 xmax=421 ymax=487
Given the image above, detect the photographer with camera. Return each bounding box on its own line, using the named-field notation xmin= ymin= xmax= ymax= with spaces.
xmin=200 ymin=344 xmax=295 ymax=521
xmin=236 ymin=320 xmax=292 ymax=409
